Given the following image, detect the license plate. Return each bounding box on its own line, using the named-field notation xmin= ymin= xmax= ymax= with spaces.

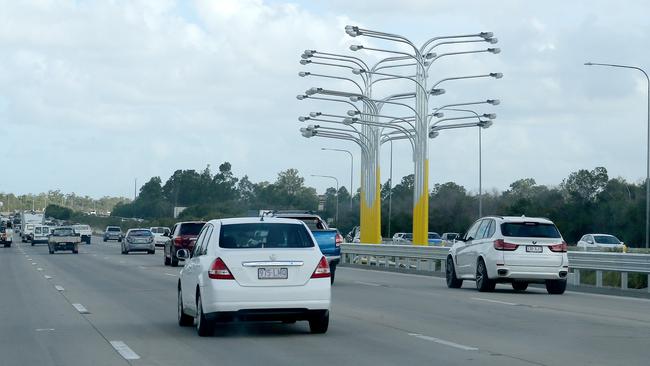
xmin=258 ymin=267 xmax=288 ymax=280
xmin=526 ymin=245 xmax=543 ymax=253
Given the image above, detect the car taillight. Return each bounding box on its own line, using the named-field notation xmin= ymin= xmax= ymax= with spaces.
xmin=174 ymin=237 xmax=183 ymax=246
xmin=208 ymin=258 xmax=234 ymax=280
xmin=493 ymin=239 xmax=518 ymax=251
xmin=335 ymin=233 xmax=343 ymax=247
xmin=549 ymin=242 xmax=568 ymax=253
xmin=311 ymin=256 xmax=331 ymax=278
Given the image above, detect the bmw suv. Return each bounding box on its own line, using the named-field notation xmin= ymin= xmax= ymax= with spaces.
xmin=445 ymin=216 xmax=569 ymax=294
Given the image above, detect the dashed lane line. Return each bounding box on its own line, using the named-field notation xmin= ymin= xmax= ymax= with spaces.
xmin=408 ymin=333 xmax=479 ymax=351
xmin=471 ymin=297 xmax=518 ymax=306
xmin=72 ymin=303 xmax=90 ymax=314
xmin=109 ymin=341 xmax=141 ymax=360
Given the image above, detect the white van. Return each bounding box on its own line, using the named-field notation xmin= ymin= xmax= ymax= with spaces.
xmin=31 ymin=225 xmax=51 ymax=245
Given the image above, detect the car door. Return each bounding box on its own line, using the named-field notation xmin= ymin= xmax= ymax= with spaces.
xmin=181 ymin=224 xmax=211 ymax=312
xmin=467 ymin=219 xmax=491 ymax=275
xmin=455 ymin=220 xmax=483 ymax=276
xmin=585 ymin=235 xmax=595 ymax=250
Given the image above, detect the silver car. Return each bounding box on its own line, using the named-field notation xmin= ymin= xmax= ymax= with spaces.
xmin=121 ymin=228 xmax=155 ymax=254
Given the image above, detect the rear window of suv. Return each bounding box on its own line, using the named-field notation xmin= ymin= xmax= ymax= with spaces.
xmin=219 ymin=223 xmax=315 ymax=249
xmin=179 ymin=223 xmax=205 ymax=236
xmin=501 ymin=222 xmax=561 ymax=238
xmin=107 ymin=227 xmax=121 ymax=232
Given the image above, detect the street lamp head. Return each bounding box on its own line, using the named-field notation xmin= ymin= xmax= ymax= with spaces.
xmin=347 ymin=110 xmax=360 ymax=116
xmin=303 ymin=50 xmax=316 ymax=58
xmin=428 ymin=130 xmax=440 ymax=139
xmin=296 ymin=94 xmax=307 ymax=100
xmin=299 ymin=59 xmax=312 ymax=65
xmin=345 ymin=25 xmax=361 ymax=37
xmin=300 ymin=127 xmax=316 ymax=138
xmin=479 ymin=32 xmax=494 ymax=39
xmin=486 ymin=37 xmax=498 ymax=44
xmin=298 ymin=116 xmax=310 ymax=122
xmin=487 ymin=99 xmax=501 ymax=105
xmin=351 ymin=67 xmax=365 ymax=75
xmin=298 ymin=71 xmax=310 ymax=77
xmin=305 ymin=87 xmax=321 ymax=96
xmin=429 ymin=88 xmax=446 ymax=96
xmin=479 ymin=120 xmax=493 ymax=129
xmin=309 ymin=112 xmax=322 ymax=118
xmin=483 ymin=113 xmax=497 ymax=119
xmin=488 ymin=48 xmax=501 ymax=54
xmin=584 ymin=62 xmax=593 ymax=66
xmin=342 ymin=117 xmax=357 ymax=125
xmin=349 ymin=45 xmax=364 ymax=51
xmin=349 ymin=95 xmax=363 ymax=102
xmin=490 ymin=72 xmax=503 ymax=79
xmin=425 ymin=52 xmax=437 ymax=59
xmin=432 ymin=112 xmax=444 ymax=118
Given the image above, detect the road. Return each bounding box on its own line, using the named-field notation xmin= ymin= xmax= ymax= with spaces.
xmin=1 ymin=235 xmax=650 ymax=366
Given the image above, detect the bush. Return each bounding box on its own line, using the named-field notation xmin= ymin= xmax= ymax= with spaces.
xmin=45 ymin=204 xmax=73 ymax=220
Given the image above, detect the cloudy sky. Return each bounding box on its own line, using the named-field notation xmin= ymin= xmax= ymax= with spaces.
xmin=1 ymin=0 xmax=650 ymax=199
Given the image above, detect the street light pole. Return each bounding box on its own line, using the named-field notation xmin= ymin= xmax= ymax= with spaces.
xmin=321 ymin=148 xmax=354 ymax=209
xmin=479 ymin=126 xmax=483 ymax=218
xmin=585 ymin=62 xmax=650 ymax=248
xmin=311 ymin=174 xmax=340 ymax=227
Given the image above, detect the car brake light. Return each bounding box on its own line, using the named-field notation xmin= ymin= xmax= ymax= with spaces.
xmin=335 ymin=233 xmax=343 ymax=247
xmin=174 ymin=237 xmax=183 ymax=246
xmin=493 ymin=239 xmax=518 ymax=251
xmin=549 ymin=242 xmax=568 ymax=253
xmin=208 ymin=258 xmax=234 ymax=280
xmin=311 ymin=256 xmax=331 ymax=278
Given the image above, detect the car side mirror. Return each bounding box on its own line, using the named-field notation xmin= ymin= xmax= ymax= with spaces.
xmin=177 ymin=249 xmax=190 ymax=259
xmin=587 ymin=240 xmax=593 ymax=244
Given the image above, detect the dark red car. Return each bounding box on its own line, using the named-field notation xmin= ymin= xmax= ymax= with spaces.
xmin=164 ymin=221 xmax=206 ymax=267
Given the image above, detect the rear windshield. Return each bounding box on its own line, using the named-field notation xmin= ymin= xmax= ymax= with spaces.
xmin=428 ymin=232 xmax=441 ymax=239
xmin=179 ymin=223 xmax=205 ymax=236
xmin=53 ymin=228 xmax=74 ymax=236
xmin=219 ymin=223 xmax=315 ymax=249
xmin=129 ymin=230 xmax=153 ymax=237
xmin=74 ymin=225 xmax=90 ymax=231
xmin=594 ymin=235 xmax=621 ymax=244
xmin=501 ymin=222 xmax=561 ymax=238
xmin=107 ymin=227 xmax=121 ymax=232
xmin=446 ymin=233 xmax=459 ymax=240
xmin=150 ymin=227 xmax=166 ymax=234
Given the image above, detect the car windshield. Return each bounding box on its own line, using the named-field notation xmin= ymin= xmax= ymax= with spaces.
xmin=53 ymin=228 xmax=74 ymax=236
xmin=428 ymin=233 xmax=441 ymax=239
xmin=446 ymin=233 xmax=459 ymax=240
xmin=501 ymin=222 xmax=562 ymax=238
xmin=107 ymin=227 xmax=121 ymax=232
xmin=150 ymin=227 xmax=165 ymax=234
xmin=74 ymin=225 xmax=90 ymax=231
xmin=129 ymin=230 xmax=152 ymax=237
xmin=594 ymin=235 xmax=621 ymax=244
xmin=179 ymin=223 xmax=205 ymax=236
xmin=219 ymin=223 xmax=315 ymax=249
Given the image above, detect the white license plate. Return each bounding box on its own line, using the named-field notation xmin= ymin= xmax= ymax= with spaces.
xmin=526 ymin=245 xmax=543 ymax=253
xmin=258 ymin=267 xmax=288 ymax=280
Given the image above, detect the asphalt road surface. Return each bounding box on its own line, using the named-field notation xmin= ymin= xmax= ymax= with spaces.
xmin=1 ymin=235 xmax=649 ymax=366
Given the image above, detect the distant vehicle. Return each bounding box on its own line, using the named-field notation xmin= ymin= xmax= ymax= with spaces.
xmin=177 ymin=217 xmax=331 ymax=336
xmin=576 ymin=234 xmax=625 ymax=251
xmin=122 ymin=229 xmax=155 ymax=255
xmin=103 ymin=226 xmax=123 ymax=242
xmin=446 ymin=216 xmax=569 ymax=294
xmin=164 ymin=221 xmax=206 ymax=267
xmin=31 ymin=225 xmax=51 ymax=245
xmin=20 ymin=212 xmax=44 ymax=240
xmin=271 ymin=211 xmax=341 ymax=284
xmin=392 ymin=232 xmax=413 ymax=244
xmin=441 ymin=232 xmax=460 ymax=246
xmin=427 ymin=232 xmax=443 ymax=246
xmin=48 ymin=226 xmax=81 ymax=254
xmin=0 ymin=226 xmax=12 ymax=247
xmin=345 ymin=226 xmax=360 ymax=243
xmin=150 ymin=226 xmax=171 ymax=247
xmin=73 ymin=224 xmax=92 ymax=244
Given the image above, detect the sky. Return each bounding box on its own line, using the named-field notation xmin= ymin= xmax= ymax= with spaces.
xmin=1 ymin=0 xmax=650 ymax=199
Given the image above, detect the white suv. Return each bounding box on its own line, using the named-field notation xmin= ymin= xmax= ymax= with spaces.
xmin=446 ymin=216 xmax=569 ymax=294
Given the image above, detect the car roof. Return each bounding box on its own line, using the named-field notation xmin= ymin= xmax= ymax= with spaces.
xmin=586 ymin=233 xmax=617 ymax=237
xmin=176 ymin=221 xmax=206 ymax=225
xmin=496 ymin=216 xmax=555 ymax=224
xmin=127 ymin=228 xmax=151 ymax=232
xmin=273 ymin=213 xmax=321 ymax=219
xmin=212 ymin=217 xmax=307 ymax=225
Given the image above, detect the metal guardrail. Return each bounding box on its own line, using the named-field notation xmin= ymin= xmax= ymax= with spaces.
xmin=341 ymin=243 xmax=650 ymax=292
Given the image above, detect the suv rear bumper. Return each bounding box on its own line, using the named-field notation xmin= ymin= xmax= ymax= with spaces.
xmin=494 ymin=265 xmax=569 ymax=281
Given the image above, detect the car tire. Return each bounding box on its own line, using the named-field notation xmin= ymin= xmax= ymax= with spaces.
xmin=309 ymin=311 xmax=329 ymax=334
xmin=31 ymin=242 xmax=34 ymax=246
xmin=72 ymin=245 xmax=79 ymax=254
xmin=196 ymin=293 xmax=214 ymax=337
xmin=49 ymin=247 xmax=54 ymax=254
xmin=476 ymin=259 xmax=496 ymax=292
xmin=164 ymin=253 xmax=171 ymax=265
xmin=177 ymin=287 xmax=194 ymax=327
xmin=103 ymin=238 xmax=107 ymax=242
xmin=330 ymin=263 xmax=336 ymax=284
xmin=148 ymin=250 xmax=155 ymax=255
xmin=445 ymin=256 xmax=463 ymax=289
xmin=3 ymin=243 xmax=9 ymax=248
xmin=171 ymin=253 xmax=179 ymax=267
xmin=545 ymin=279 xmax=567 ymax=295
xmin=512 ymin=281 xmax=528 ymax=291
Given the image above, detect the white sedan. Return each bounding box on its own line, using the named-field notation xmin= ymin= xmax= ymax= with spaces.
xmin=576 ymin=234 xmax=625 ymax=251
xmin=177 ymin=217 xmax=331 ymax=336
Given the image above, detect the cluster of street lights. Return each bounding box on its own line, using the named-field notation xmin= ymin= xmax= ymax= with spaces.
xmin=297 ymin=26 xmax=502 ymax=244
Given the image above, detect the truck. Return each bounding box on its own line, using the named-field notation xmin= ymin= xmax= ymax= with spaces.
xmin=20 ymin=212 xmax=44 ymax=242
xmin=73 ymin=224 xmax=93 ymax=244
xmin=271 ymin=211 xmax=342 ymax=284
xmin=0 ymin=226 xmax=12 ymax=247
xmin=48 ymin=226 xmax=81 ymax=254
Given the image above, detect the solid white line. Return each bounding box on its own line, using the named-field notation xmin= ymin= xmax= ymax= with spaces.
xmin=408 ymin=333 xmax=478 ymax=351
xmin=44 ymin=275 xmax=52 ymax=280
xmin=55 ymin=285 xmax=64 ymax=292
xmin=354 ymin=281 xmax=382 ymax=287
xmin=471 ymin=297 xmax=518 ymax=306
xmin=110 ymin=341 xmax=140 ymax=360
xmin=31 ymin=263 xmax=37 ymax=265
xmin=72 ymin=303 xmax=89 ymax=314
xmin=35 ymin=328 xmax=55 ymax=332
xmin=164 ymin=273 xmax=176 ymax=277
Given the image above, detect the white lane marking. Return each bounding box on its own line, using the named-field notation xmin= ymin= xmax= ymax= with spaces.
xmin=471 ymin=297 xmax=518 ymax=306
xmin=119 ymin=261 xmax=125 ymax=264
xmin=110 ymin=341 xmax=141 ymax=360
xmin=354 ymin=280 xmax=382 ymax=287
xmin=408 ymin=333 xmax=478 ymax=351
xmin=37 ymin=268 xmax=43 ymax=271
xmin=35 ymin=328 xmax=55 ymax=332
xmin=31 ymin=263 xmax=37 ymax=265
xmin=55 ymin=285 xmax=65 ymax=292
xmin=44 ymin=275 xmax=52 ymax=280
xmin=165 ymin=273 xmax=176 ymax=277
xmin=72 ymin=303 xmax=90 ymax=314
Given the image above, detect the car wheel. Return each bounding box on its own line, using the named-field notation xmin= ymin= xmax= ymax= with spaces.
xmin=545 ymin=279 xmax=567 ymax=295
xmin=31 ymin=242 xmax=34 ymax=246
xmin=103 ymin=238 xmax=107 ymax=242
xmin=330 ymin=263 xmax=336 ymax=284
xmin=512 ymin=281 xmax=528 ymax=291
xmin=171 ymin=253 xmax=179 ymax=267
xmin=196 ymin=293 xmax=214 ymax=337
xmin=177 ymin=287 xmax=194 ymax=327
xmin=308 ymin=311 xmax=329 ymax=334
xmin=164 ymin=252 xmax=171 ymax=265
xmin=445 ymin=256 xmax=463 ymax=288
xmin=148 ymin=250 xmax=155 ymax=254
xmin=476 ymin=259 xmax=496 ymax=292
xmin=3 ymin=243 xmax=9 ymax=248
xmin=49 ymin=247 xmax=54 ymax=254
